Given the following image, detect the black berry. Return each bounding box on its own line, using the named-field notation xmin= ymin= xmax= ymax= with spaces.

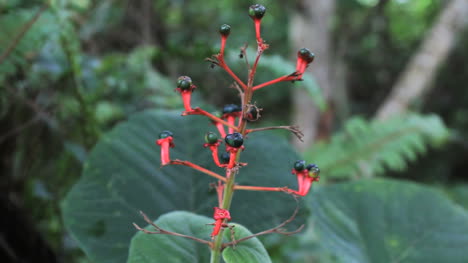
xmin=298 ymin=48 xmax=315 ymax=63
xmin=249 ymin=4 xmax=266 ymax=19
xmin=219 ymin=24 xmax=231 ymax=36
xmin=220 ymin=152 xmax=230 ymax=164
xmin=159 ymin=130 xmax=173 ymax=139
xmin=177 ymin=76 xmax=192 ymax=90
xmin=223 ymin=104 xmax=241 ymax=114
xmin=225 ymin=133 xmax=243 ymax=148
xmin=294 ymin=160 xmax=306 ymax=171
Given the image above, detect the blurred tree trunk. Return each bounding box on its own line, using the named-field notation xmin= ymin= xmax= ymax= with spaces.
xmin=376 ymin=0 xmax=468 ymax=120
xmin=290 ymin=0 xmax=336 ymax=151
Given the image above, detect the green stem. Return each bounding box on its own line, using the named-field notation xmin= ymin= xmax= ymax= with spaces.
xmin=210 ymin=171 xmax=236 ymax=263
xmin=210 ymin=36 xmax=264 ymax=263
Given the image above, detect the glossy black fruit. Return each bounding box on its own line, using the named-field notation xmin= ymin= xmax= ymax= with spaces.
xmin=249 ymin=4 xmax=266 ymax=19
xmin=294 ymin=160 xmax=306 ymax=171
xmin=225 ymin=133 xmax=243 ymax=148
xmin=219 ymin=24 xmax=231 ymax=36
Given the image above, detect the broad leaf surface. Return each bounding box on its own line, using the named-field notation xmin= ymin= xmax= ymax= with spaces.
xmin=62 ymin=110 xmax=303 ymax=263
xmin=127 ymin=211 xmax=271 ymax=263
xmin=310 ymin=179 xmax=468 ymax=263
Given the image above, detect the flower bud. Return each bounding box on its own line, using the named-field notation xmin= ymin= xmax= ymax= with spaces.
xmin=219 ymin=24 xmax=231 ymax=36
xmin=225 ymin=132 xmax=243 ymax=148
xmin=205 ymin=132 xmax=219 ymax=144
xmin=249 ymin=4 xmax=266 ymax=19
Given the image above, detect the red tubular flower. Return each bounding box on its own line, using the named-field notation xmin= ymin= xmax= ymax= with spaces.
xmin=211 ymin=207 xmax=231 ymax=238
xmin=222 ymin=104 xmax=242 ymax=134
xmin=249 ymin=4 xmax=266 ymax=44
xmin=204 ymin=132 xmax=224 ymax=167
xmin=225 ymin=132 xmax=244 ymax=169
xmin=175 ymin=76 xmax=196 ymax=113
xmin=156 ymin=131 xmax=175 ymax=166
xmin=210 ymin=111 xmax=227 ymax=138
xmin=295 ymin=48 xmax=315 ymax=79
xmin=219 ymin=24 xmax=231 ymax=56
xmin=291 ymin=161 xmax=320 ymax=196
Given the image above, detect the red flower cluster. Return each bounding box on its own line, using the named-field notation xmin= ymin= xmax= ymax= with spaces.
xmin=153 ymin=4 xmax=320 ymax=239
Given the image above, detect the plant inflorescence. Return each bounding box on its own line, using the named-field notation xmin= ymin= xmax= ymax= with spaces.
xmin=133 ymin=4 xmax=320 ymax=262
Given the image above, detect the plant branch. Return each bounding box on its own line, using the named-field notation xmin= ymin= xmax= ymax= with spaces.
xmin=221 ymin=206 xmax=304 ymax=249
xmin=230 ymin=82 xmax=244 ymax=107
xmin=133 ymin=211 xmax=212 ymax=246
xmin=251 ymin=73 xmax=299 ymax=91
xmin=184 ymin=107 xmax=239 ymax=131
xmin=206 ymin=57 xmax=248 ymax=90
xmin=169 ymin=160 xmax=226 ymax=182
xmin=246 ymin=126 xmax=304 ymax=141
xmin=0 ymin=5 xmax=48 ymax=64
xmin=234 ymin=185 xmax=291 ymax=193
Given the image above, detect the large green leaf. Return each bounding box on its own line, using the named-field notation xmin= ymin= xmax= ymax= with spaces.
xmin=127 ymin=211 xmax=271 ymax=263
xmin=62 ymin=110 xmax=304 ymax=263
xmin=310 ymin=179 xmax=468 ymax=263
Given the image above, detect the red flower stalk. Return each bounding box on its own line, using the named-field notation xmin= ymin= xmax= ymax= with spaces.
xmin=156 ymin=131 xmax=175 ymax=166
xmin=176 ymin=76 xmax=196 ymax=113
xmin=219 ymin=24 xmax=231 ymax=57
xmin=211 ymin=207 xmax=231 ymax=238
xmin=295 ymin=48 xmax=315 ymax=79
xmin=251 ymin=48 xmax=315 ymax=91
xmin=213 ymin=121 xmax=226 ymax=138
xmin=204 ymin=132 xmax=224 ymax=167
xmin=249 ymin=4 xmax=266 ymax=44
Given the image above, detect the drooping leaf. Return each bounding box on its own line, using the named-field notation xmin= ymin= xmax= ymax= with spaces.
xmin=127 ymin=211 xmax=271 ymax=263
xmin=310 ymin=179 xmax=468 ymax=263
xmin=62 ymin=110 xmax=304 ymax=263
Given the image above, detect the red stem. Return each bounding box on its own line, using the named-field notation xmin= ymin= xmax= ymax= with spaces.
xmin=296 ymin=173 xmax=305 ymax=195
xmin=214 ymin=122 xmax=226 ymax=138
xmin=252 ymin=75 xmax=295 ymax=91
xmin=208 ymin=145 xmax=224 ymax=167
xmin=234 ymin=185 xmax=289 ymax=192
xmin=218 ymin=58 xmax=248 ymax=90
xmin=254 ymin=19 xmax=262 ymax=43
xmin=169 ymin=160 xmax=226 ymax=182
xmin=220 ymin=36 xmax=227 ymax=56
xmin=181 ymin=90 xmax=193 ymax=112
xmin=159 ymin=141 xmax=171 ymax=166
xmin=185 ymin=108 xmax=238 ymax=131
xmin=299 ymin=177 xmax=312 ymax=196
xmin=226 ymin=115 xmax=236 ymax=134
xmin=227 ymin=151 xmax=237 ymax=169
